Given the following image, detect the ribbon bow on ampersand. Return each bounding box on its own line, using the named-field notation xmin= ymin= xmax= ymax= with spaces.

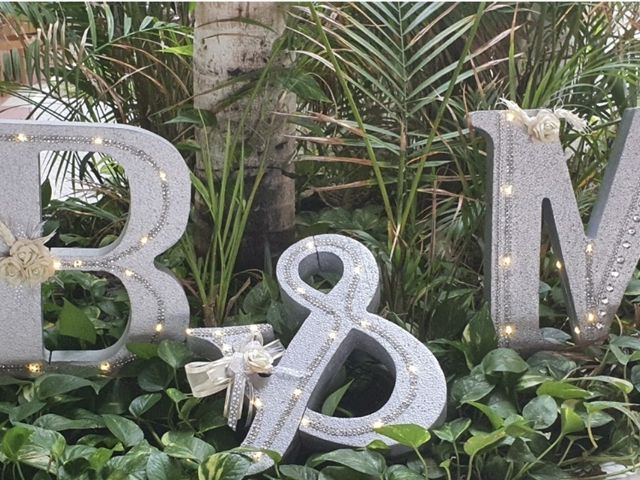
xmin=185 ymin=332 xmax=285 ymax=429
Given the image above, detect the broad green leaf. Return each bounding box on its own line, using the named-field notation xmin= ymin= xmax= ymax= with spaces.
xmin=58 ymin=299 xmax=97 ymax=343
xmin=34 ymin=413 xmax=103 ymax=431
xmin=158 ymin=340 xmax=193 ymax=369
xmin=146 ymin=452 xmax=182 ymax=480
xmin=9 ymin=400 xmax=45 ymax=423
xmin=198 ymin=452 xmax=250 ymax=480
xmin=1 ymin=426 xmax=32 ymax=461
xmin=280 ymin=464 xmax=319 ymax=480
xmin=129 ymin=393 xmax=162 ymax=417
xmin=560 ymin=401 xmax=585 ymax=436
xmin=467 ymin=402 xmax=504 ymax=429
xmin=138 ymin=359 xmax=173 ymax=392
xmin=321 ymin=380 xmax=353 ymax=416
xmin=451 ymin=370 xmax=494 ymax=404
xmin=571 ymin=376 xmax=633 ymax=394
xmin=374 ymin=424 xmax=431 ymax=449
xmin=632 ymin=365 xmax=640 ymax=392
xmin=127 ymin=342 xmax=159 ymax=359
xmin=463 ymin=428 xmax=507 ymax=456
xmin=482 ymin=348 xmax=528 ymax=375
xmin=309 ymin=449 xmax=386 ymax=476
xmin=537 ymin=381 xmax=592 ymax=400
xmin=385 ymin=464 xmax=424 ymax=480
xmin=166 ymin=388 xmax=189 ymax=404
xmin=102 ymin=414 xmax=145 ymax=447
xmin=36 ymin=374 xmax=94 ymax=399
xmin=162 ymin=431 xmax=215 ymax=463
xmin=522 ymin=395 xmax=558 ymax=429
xmin=433 ymin=418 xmax=471 ymax=443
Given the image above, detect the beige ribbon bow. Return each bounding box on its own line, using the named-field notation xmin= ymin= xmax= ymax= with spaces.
xmin=185 ymin=332 xmax=285 ymax=429
xmin=0 ymin=219 xmax=56 ymax=287
xmin=500 ymin=98 xmax=588 ymax=143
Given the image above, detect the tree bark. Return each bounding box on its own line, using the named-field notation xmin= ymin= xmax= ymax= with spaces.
xmin=193 ymin=2 xmax=296 ymax=267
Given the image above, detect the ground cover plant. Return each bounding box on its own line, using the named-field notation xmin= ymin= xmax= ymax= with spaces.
xmin=0 ymin=2 xmax=640 ymax=479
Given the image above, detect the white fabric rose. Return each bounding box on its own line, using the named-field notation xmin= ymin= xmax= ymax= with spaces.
xmin=528 ymin=110 xmax=561 ymax=143
xmin=244 ymin=347 xmax=274 ymax=374
xmin=0 ymin=256 xmax=24 ymax=285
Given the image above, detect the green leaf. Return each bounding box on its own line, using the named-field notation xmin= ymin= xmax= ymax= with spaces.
xmin=163 ymin=431 xmax=215 ymax=463
xmin=58 ymin=299 xmax=97 ymax=343
xmin=146 ymin=452 xmax=183 ymax=480
xmin=9 ymin=400 xmax=46 ymax=423
xmin=560 ymin=401 xmax=585 ymax=436
xmin=481 ymin=348 xmax=529 ymax=375
xmin=280 ymin=465 xmax=319 ymax=480
xmin=138 ymin=359 xmax=173 ymax=392
xmin=522 ymin=395 xmax=558 ymax=429
xmin=631 ymin=364 xmax=640 ymax=392
xmin=198 ymin=452 xmax=250 ymax=480
xmin=33 ymin=413 xmax=104 ymax=431
xmin=463 ymin=428 xmax=507 ymax=456
xmin=461 ymin=306 xmax=497 ymax=365
xmin=309 ymin=449 xmax=386 ymax=476
xmin=166 ymin=388 xmax=189 ymax=404
xmin=451 ymin=370 xmax=494 ymax=404
xmin=467 ymin=402 xmax=504 ymax=429
xmin=1 ymin=426 xmax=32 ymax=461
xmin=374 ymin=424 xmax=431 ymax=449
xmin=102 ymin=414 xmax=145 ymax=447
xmin=537 ymin=381 xmax=592 ymax=400
xmin=129 ymin=393 xmax=162 ymax=417
xmin=36 ymin=374 xmax=94 ymax=399
xmin=158 ymin=340 xmax=193 ymax=369
xmin=433 ymin=418 xmax=471 ymax=443
xmin=385 ymin=464 xmax=424 ymax=480
xmin=127 ymin=342 xmax=159 ymax=359
xmin=321 ymin=380 xmax=353 ymax=416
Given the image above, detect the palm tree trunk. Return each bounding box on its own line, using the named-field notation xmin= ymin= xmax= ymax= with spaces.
xmin=193 ymin=2 xmax=296 ymax=266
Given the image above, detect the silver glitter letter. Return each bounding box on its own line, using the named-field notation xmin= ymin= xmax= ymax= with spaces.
xmin=243 ymin=234 xmax=446 ymax=470
xmin=0 ymin=121 xmax=190 ymax=371
xmin=471 ymin=109 xmax=640 ymax=351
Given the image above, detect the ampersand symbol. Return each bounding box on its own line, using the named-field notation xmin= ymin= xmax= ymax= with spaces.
xmin=187 ymin=235 xmax=447 ymax=470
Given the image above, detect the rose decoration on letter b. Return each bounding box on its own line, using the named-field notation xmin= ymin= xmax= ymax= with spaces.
xmin=0 ymin=220 xmax=56 ymax=287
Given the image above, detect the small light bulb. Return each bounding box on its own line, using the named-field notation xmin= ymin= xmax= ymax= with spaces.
xmin=27 ymin=362 xmax=42 ymax=374
xmin=500 ymin=184 xmax=514 ymax=197
xmin=328 ymin=330 xmax=338 ymax=339
xmin=574 ymin=326 xmax=581 ymax=335
xmin=124 ymin=269 xmax=133 ymax=277
xmin=499 ymin=255 xmax=512 ymax=268
xmin=185 ymin=328 xmax=193 ymax=335
xmin=155 ymin=323 xmax=164 ymax=333
xmin=92 ymin=137 xmax=103 ymax=145
xmin=373 ymin=420 xmax=385 ymax=429
xmin=53 ymin=260 xmax=62 ymax=270
xmin=215 ymin=330 xmax=224 ymax=337
xmin=504 ymin=324 xmax=514 ymax=336
xmin=253 ymin=398 xmax=263 ymax=409
xmin=140 ymin=236 xmax=149 ymax=245
xmin=159 ymin=171 xmax=167 ymax=181
xmin=16 ymin=133 xmax=28 ymax=142
xmin=555 ymin=260 xmax=562 ymax=270
xmin=293 ymin=388 xmax=303 ymax=397
xmin=250 ymin=325 xmax=259 ymax=333
xmin=296 ymin=287 xmax=306 ymax=294
xmin=505 ymin=112 xmax=515 ymax=122
xmin=99 ymin=362 xmax=111 ymax=372
xmin=305 ymin=241 xmax=314 ymax=250
xmin=73 ymin=259 xmax=83 ymax=268
xmin=408 ymin=365 xmax=418 ymax=374
xmin=354 ymin=266 xmax=362 ymax=274
xmin=585 ymin=243 xmax=594 ymax=254
xmin=301 ymin=417 xmax=311 ymax=427
xmin=587 ymin=312 xmax=596 ymax=323
xmin=360 ymin=320 xmax=370 ymax=329
xmin=251 ymin=452 xmax=263 ymax=461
